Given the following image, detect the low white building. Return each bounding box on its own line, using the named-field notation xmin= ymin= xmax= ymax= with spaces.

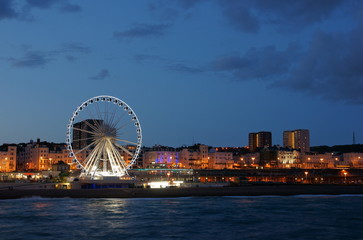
xmin=208 ymin=151 xmax=234 ymax=169
xmin=277 ymin=150 xmax=300 ymax=168
xmin=301 ymin=153 xmax=336 ymax=168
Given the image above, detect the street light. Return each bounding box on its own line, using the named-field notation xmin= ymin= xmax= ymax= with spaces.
xmin=344 ymin=172 xmax=347 ymax=183
xmin=304 ymin=171 xmax=309 ymax=183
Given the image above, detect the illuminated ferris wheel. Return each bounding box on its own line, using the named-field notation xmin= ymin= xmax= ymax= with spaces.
xmin=66 ymin=95 xmax=142 ymax=178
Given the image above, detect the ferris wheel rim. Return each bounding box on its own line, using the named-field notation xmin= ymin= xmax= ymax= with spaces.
xmin=66 ymin=95 xmax=142 ymax=172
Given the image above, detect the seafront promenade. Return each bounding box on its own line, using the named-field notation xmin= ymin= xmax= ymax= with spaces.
xmin=1 ymin=184 xmax=363 ymax=199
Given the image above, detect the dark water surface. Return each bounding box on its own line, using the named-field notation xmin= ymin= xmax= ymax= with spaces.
xmin=1 ymin=195 xmax=363 ymax=240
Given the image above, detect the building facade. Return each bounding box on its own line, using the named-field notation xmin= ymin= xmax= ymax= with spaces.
xmin=248 ymin=131 xmax=272 ymax=152
xmin=208 ymin=151 xmax=234 ymax=169
xmin=277 ymin=149 xmax=300 ymax=168
xmin=143 ymin=150 xmax=179 ymax=168
xmin=17 ymin=140 xmax=84 ymax=171
xmin=283 ymin=129 xmax=310 ymax=153
xmin=342 ymin=153 xmax=363 ymax=168
xmin=301 ymin=153 xmax=335 ymax=169
xmin=0 ymin=145 xmax=17 ymax=172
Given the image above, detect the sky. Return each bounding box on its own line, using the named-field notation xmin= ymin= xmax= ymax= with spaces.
xmin=0 ymin=0 xmax=363 ymax=147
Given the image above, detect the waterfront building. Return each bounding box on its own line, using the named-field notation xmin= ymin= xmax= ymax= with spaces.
xmin=277 ymin=149 xmax=300 ymax=168
xmin=143 ymin=150 xmax=179 ymax=168
xmin=17 ymin=139 xmax=85 ymax=171
xmin=248 ymin=131 xmax=272 ymax=152
xmin=208 ymin=150 xmax=234 ymax=169
xmin=16 ymin=140 xmax=50 ymax=171
xmin=301 ymin=153 xmax=335 ymax=169
xmin=283 ymin=129 xmax=310 ymax=152
xmin=343 ymin=153 xmax=363 ymax=168
xmin=238 ymin=152 xmax=260 ymax=167
xmin=0 ymin=145 xmax=17 ymax=172
xmin=178 ymin=148 xmax=196 ymax=168
xmin=143 ymin=145 xmax=179 ymax=168
xmin=178 ymin=144 xmax=210 ymax=169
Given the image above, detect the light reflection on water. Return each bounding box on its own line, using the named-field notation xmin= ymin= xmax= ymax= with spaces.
xmin=1 ymin=195 xmax=363 ymax=240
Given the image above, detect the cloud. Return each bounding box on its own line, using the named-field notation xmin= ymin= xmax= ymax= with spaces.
xmin=148 ymin=0 xmax=205 ymax=21
xmin=5 ymin=43 xmax=90 ymax=67
xmin=0 ymin=0 xmax=17 ymax=20
xmin=209 ymin=25 xmax=363 ymax=104
xmin=64 ymin=55 xmax=77 ymax=62
xmin=59 ymin=43 xmax=91 ymax=54
xmin=209 ymin=44 xmax=300 ymax=80
xmin=167 ymin=63 xmax=203 ymax=73
xmin=114 ymin=23 xmax=171 ymax=40
xmin=218 ymin=0 xmax=344 ymax=33
xmin=134 ymin=54 xmax=203 ymax=74
xmin=134 ymin=54 xmax=169 ymax=63
xmin=89 ymin=69 xmax=111 ymax=80
xmin=275 ymin=26 xmax=363 ymax=104
xmin=60 ymin=3 xmax=82 ymax=13
xmin=25 ymin=0 xmax=61 ymax=9
xmin=218 ymin=0 xmax=259 ymax=33
xmin=26 ymin=0 xmax=81 ymax=12
xmin=24 ymin=0 xmax=81 ymax=14
xmin=55 ymin=43 xmax=90 ymax=61
xmin=9 ymin=51 xmax=52 ymax=68
xmin=176 ymin=0 xmax=205 ymax=10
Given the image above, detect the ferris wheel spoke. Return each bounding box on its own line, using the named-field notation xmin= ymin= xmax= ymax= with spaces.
xmin=73 ymin=127 xmax=100 ymax=136
xmin=116 ymin=120 xmax=133 ymax=132
xmin=114 ymin=143 xmax=134 ymax=157
xmin=106 ymin=140 xmax=126 ymax=173
xmin=83 ymin=120 xmax=101 ymax=134
xmin=87 ymin=145 xmax=103 ymax=171
xmin=74 ymin=140 xmax=99 ymax=155
xmin=112 ymin=110 xmax=128 ymax=130
xmin=110 ymin=143 xmax=126 ymax=171
xmin=108 ymin=103 xmax=118 ymax=128
xmin=113 ymin=138 xmax=138 ymax=145
xmin=104 ymin=100 xmax=110 ymax=126
xmin=94 ymin=102 xmax=104 ymax=124
xmin=73 ymin=137 xmax=97 ymax=142
xmin=84 ymin=107 xmax=102 ymax=130
xmin=85 ymin=142 xmax=103 ymax=173
xmin=83 ymin=147 xmax=99 ymax=171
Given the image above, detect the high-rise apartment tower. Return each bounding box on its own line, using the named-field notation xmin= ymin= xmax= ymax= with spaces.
xmin=248 ymin=131 xmax=272 ymax=152
xmin=283 ymin=129 xmax=310 ymax=152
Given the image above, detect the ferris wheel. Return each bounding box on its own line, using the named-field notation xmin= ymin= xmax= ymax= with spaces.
xmin=66 ymin=95 xmax=142 ymax=178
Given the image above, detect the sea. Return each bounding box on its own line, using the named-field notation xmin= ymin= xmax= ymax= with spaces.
xmin=1 ymin=195 xmax=363 ymax=240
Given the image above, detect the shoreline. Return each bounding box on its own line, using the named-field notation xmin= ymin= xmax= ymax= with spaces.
xmin=2 ymin=184 xmax=363 ymax=199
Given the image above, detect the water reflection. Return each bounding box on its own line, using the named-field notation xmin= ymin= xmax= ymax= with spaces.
xmin=0 ymin=196 xmax=363 ymax=240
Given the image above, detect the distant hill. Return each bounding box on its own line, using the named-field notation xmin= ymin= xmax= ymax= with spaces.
xmin=311 ymin=144 xmax=363 ymax=153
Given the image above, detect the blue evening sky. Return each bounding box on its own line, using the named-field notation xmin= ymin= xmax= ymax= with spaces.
xmin=0 ymin=0 xmax=362 ymax=147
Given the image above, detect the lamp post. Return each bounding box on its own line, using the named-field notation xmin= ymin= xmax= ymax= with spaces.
xmin=304 ymin=171 xmax=309 ymax=183
xmin=344 ymin=172 xmax=347 ymax=183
